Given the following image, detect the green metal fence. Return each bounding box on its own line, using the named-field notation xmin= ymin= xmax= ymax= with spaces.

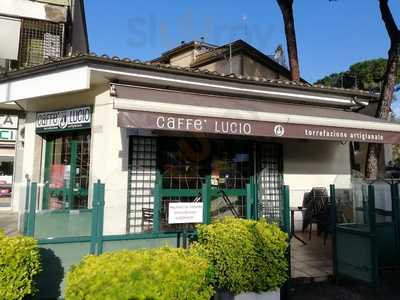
xmin=333 ymin=181 xmax=400 ymax=287
xmin=23 ymin=176 xmax=290 ymax=299
xmin=153 ymin=173 xmax=258 ymax=233
xmin=24 ymin=180 xmax=179 ymax=299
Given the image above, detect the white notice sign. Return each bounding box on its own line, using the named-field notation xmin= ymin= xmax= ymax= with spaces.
xmin=168 ymin=202 xmax=203 ymax=224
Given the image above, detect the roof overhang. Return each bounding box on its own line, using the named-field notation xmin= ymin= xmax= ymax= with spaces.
xmin=0 ymin=56 xmax=378 ymax=107
xmin=114 ymin=84 xmax=400 ymax=144
xmin=0 ymin=65 xmax=90 ymax=103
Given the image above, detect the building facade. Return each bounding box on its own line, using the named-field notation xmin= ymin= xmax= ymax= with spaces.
xmin=0 ymin=0 xmax=88 ymax=210
xmin=1 ymin=52 xmax=398 ymax=234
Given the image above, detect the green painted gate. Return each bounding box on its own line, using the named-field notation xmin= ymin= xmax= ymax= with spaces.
xmin=332 ymin=181 xmax=400 ymax=286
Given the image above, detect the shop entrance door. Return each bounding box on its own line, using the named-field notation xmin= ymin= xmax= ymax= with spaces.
xmin=43 ymin=131 xmax=90 ymax=210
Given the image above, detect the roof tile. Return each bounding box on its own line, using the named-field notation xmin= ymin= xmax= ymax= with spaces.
xmin=0 ymin=52 xmax=378 ymax=98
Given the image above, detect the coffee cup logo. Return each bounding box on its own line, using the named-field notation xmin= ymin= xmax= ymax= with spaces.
xmin=274 ymin=125 xmax=285 ymax=137
xmin=58 ymin=111 xmax=68 ymax=129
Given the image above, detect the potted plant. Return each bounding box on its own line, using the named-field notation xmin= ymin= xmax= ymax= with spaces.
xmin=191 ymin=218 xmax=288 ymax=300
xmin=0 ymin=231 xmax=41 ymax=300
xmin=65 ymin=247 xmax=214 ymax=300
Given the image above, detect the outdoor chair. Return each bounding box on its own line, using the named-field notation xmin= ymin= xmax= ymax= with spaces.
xmin=302 ymin=187 xmax=329 ymax=241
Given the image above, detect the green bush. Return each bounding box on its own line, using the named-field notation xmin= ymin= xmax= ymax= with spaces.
xmin=191 ymin=217 xmax=288 ymax=295
xmin=0 ymin=231 xmax=41 ymax=300
xmin=65 ymin=247 xmax=214 ymax=300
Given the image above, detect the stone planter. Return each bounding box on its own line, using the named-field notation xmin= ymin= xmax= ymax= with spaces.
xmin=214 ymin=289 xmax=280 ymax=300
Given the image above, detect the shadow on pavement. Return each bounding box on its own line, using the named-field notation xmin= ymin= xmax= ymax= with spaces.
xmin=290 ymin=272 xmax=400 ymax=300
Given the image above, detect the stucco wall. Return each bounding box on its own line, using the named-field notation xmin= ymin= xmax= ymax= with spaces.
xmin=169 ymin=50 xmax=195 ymax=67
xmin=199 ymin=54 xmax=291 ymax=80
xmin=199 ymin=55 xmax=241 ymax=74
xmin=242 ymin=55 xmax=281 ymax=79
xmin=283 ymin=140 xmax=351 ymax=230
xmin=90 ymin=90 xmax=129 ymax=235
xmin=13 ymin=112 xmax=36 ymax=228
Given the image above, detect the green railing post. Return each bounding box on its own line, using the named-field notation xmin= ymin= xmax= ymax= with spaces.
xmin=282 ymin=185 xmax=290 ymax=233
xmin=63 ymin=179 xmax=69 ymax=209
xmin=96 ymin=181 xmax=105 ymax=255
xmin=90 ymin=182 xmax=99 ymax=254
xmin=246 ymin=177 xmax=254 ymax=219
xmin=390 ymin=183 xmax=400 ymax=267
xmin=153 ymin=172 xmax=162 ymax=233
xmin=368 ymin=184 xmax=379 ymax=287
xmin=253 ymin=176 xmax=258 ymax=220
xmin=23 ymin=177 xmax=31 ymax=235
xmin=282 ymin=185 xmax=291 ymax=300
xmin=330 ymin=184 xmax=338 ymax=278
xmin=202 ymin=176 xmax=211 ymax=224
xmin=26 ymin=182 xmax=37 ymax=237
xmin=91 ymin=180 xmax=105 ymax=255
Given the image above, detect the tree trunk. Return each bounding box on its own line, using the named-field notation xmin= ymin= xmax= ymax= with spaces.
xmin=364 ymin=1 xmax=400 ymax=180
xmin=365 ymin=44 xmax=399 ymax=179
xmin=277 ymin=0 xmax=300 ymax=81
xmin=365 ymin=143 xmax=382 ymax=180
xmin=376 ymin=44 xmax=399 ymax=120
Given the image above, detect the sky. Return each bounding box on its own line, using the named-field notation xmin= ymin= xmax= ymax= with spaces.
xmin=84 ymin=0 xmax=400 ymax=84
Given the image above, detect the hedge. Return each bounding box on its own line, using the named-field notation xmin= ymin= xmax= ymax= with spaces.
xmin=191 ymin=217 xmax=288 ymax=295
xmin=0 ymin=231 xmax=41 ymax=300
xmin=65 ymin=247 xmax=214 ymax=300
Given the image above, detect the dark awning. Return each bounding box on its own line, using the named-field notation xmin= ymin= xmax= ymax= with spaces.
xmin=114 ymin=85 xmax=400 ymax=144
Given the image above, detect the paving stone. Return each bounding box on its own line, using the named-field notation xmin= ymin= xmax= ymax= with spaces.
xmin=0 ymin=212 xmax=18 ymax=236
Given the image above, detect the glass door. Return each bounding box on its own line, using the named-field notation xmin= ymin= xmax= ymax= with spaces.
xmin=210 ymin=140 xmax=252 ymax=220
xmin=43 ymin=131 xmax=90 ymax=210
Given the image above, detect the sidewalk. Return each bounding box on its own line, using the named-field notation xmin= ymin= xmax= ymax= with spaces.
xmin=0 ymin=211 xmax=18 ymax=236
xmin=291 ymin=274 xmax=400 ymax=300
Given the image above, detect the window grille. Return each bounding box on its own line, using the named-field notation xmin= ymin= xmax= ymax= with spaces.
xmin=258 ymin=143 xmax=283 ymax=223
xmin=127 ymin=136 xmax=157 ymax=233
xmin=16 ymin=19 xmax=64 ymax=67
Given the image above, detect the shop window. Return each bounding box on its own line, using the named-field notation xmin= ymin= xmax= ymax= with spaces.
xmin=209 ymin=140 xmax=251 ymax=220
xmin=0 ymin=159 xmax=13 ymax=177
xmin=127 ymin=136 xmax=283 ymax=233
xmin=43 ymin=131 xmax=90 ymax=210
xmin=160 ymin=137 xmax=209 ymax=190
xmin=158 ymin=138 xmax=251 ymax=231
xmin=0 ymin=157 xmax=13 ymax=201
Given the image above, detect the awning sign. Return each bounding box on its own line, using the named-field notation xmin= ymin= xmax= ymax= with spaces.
xmin=118 ymin=110 xmax=400 ymax=144
xmin=168 ymin=202 xmax=203 ymax=224
xmin=0 ymin=115 xmax=18 ymax=129
xmin=0 ymin=129 xmax=16 ymax=141
xmin=36 ymin=107 xmax=91 ymax=133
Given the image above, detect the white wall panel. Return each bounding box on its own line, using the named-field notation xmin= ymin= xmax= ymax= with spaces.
xmin=0 ymin=17 xmax=21 ymax=60
xmin=0 ymin=66 xmax=90 ymax=103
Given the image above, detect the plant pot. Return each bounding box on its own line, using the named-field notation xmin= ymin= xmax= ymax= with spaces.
xmin=214 ymin=289 xmax=280 ymax=300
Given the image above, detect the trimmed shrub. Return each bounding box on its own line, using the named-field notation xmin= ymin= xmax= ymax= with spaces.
xmin=0 ymin=231 xmax=41 ymax=300
xmin=191 ymin=217 xmax=288 ymax=295
xmin=65 ymin=247 xmax=214 ymax=300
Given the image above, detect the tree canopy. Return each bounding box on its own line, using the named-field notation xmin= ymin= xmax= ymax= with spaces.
xmin=314 ymin=58 xmax=400 ymax=92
